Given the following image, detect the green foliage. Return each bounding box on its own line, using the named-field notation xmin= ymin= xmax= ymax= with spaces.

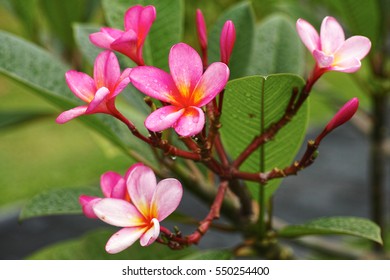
xmin=102 ymin=0 xmax=184 ymax=70
xmin=278 ymin=216 xmax=383 ymax=244
xmin=27 ymin=229 xmax=196 ymax=260
xmin=73 ymin=24 xmax=102 ymax=65
xmin=19 ymin=187 xmax=101 ymax=221
xmin=208 ymin=2 xmax=255 ymax=79
xmin=221 ymin=74 xmax=308 ymax=200
xmin=246 ymin=14 xmax=304 ymax=76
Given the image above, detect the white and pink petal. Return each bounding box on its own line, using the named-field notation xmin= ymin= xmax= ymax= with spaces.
xmin=296 ymin=18 xmax=320 ymax=53
xmin=320 ymin=16 xmax=345 ymax=54
xmin=151 ymin=178 xmax=183 ymax=221
xmin=139 ymin=218 xmax=160 ymax=246
xmin=144 ymin=106 xmax=184 ymax=132
xmin=105 ymin=227 xmax=146 ymax=254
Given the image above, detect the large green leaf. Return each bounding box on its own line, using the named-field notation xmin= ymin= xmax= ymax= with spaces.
xmin=102 ymin=0 xmax=184 ymax=70
xmin=208 ymin=2 xmax=255 ymax=79
xmin=220 ymin=74 xmax=308 ymax=200
xmin=246 ymin=14 xmax=304 ymax=76
xmin=278 ymin=216 xmax=383 ymax=244
xmin=0 ymin=30 xmax=156 ymax=165
xmin=19 ymin=187 xmax=101 ymax=221
xmin=27 ymin=229 xmax=196 ymax=260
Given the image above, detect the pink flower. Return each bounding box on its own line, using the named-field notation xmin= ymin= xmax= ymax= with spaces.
xmin=130 ymin=43 xmax=230 ymax=137
xmin=89 ymin=5 xmax=156 ymax=66
xmin=79 ymin=165 xmax=140 ymax=219
xmin=92 ymin=164 xmax=183 ymax=254
xmin=220 ymin=20 xmax=236 ymax=65
xmin=296 ymin=16 xmax=371 ymax=73
xmin=56 ymin=51 xmax=131 ymax=124
xmin=316 ymin=97 xmax=359 ymax=143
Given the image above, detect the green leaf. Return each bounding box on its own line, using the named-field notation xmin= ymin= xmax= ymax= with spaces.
xmin=208 ymin=2 xmax=255 ymax=79
xmin=278 ymin=216 xmax=383 ymax=244
xmin=220 ymin=74 xmax=308 ymax=200
xmin=19 ymin=187 xmax=101 ymax=221
xmin=27 ymin=229 xmax=196 ymax=260
xmin=102 ymin=0 xmax=184 ymax=70
xmin=0 ymin=110 xmax=52 ymax=129
xmin=321 ymin=0 xmax=380 ymax=49
xmin=182 ymin=249 xmax=233 ymax=260
xmin=246 ymin=14 xmax=304 ymax=76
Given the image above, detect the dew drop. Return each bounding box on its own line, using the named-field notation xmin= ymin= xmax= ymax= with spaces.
xmin=170 ymin=156 xmax=177 ymax=160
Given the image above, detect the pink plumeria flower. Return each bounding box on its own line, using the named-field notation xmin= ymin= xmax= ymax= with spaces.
xmin=56 ymin=51 xmax=131 ymax=124
xmin=89 ymin=5 xmax=156 ymax=66
xmin=79 ymin=165 xmax=140 ymax=219
xmin=220 ymin=20 xmax=236 ymax=65
xmin=316 ymin=97 xmax=359 ymax=144
xmin=130 ymin=43 xmax=230 ymax=137
xmin=296 ymin=16 xmax=371 ymax=73
xmin=92 ymin=164 xmax=183 ymax=254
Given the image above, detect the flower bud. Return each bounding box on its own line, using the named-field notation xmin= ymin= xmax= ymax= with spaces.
xmin=220 ymin=20 xmax=236 ymax=65
xmin=315 ymin=97 xmax=359 ymax=144
xmin=196 ymin=9 xmax=208 ymax=51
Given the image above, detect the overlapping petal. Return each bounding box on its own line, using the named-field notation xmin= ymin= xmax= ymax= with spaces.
xmin=320 ymin=16 xmax=345 ymax=54
xmin=151 ymin=179 xmax=183 ymax=221
xmin=145 ymin=106 xmax=184 ymax=132
xmin=127 ymin=165 xmax=157 ymax=217
xmin=93 ymin=198 xmax=145 ymax=227
xmin=89 ymin=27 xmax=123 ymax=49
xmin=65 ymin=71 xmax=96 ymax=103
xmin=174 ymin=107 xmax=205 ymax=137
xmin=85 ymin=87 xmax=110 ymax=114
xmin=139 ymin=218 xmax=160 ymax=246
xmin=192 ymin=62 xmax=230 ymax=106
xmin=94 ymin=51 xmax=120 ymax=90
xmin=296 ymin=18 xmax=320 ymax=53
xmin=79 ymin=195 xmax=101 ymax=219
xmin=169 ymin=43 xmax=203 ymax=99
xmin=334 ymin=36 xmax=371 ymax=63
xmin=101 ymin=171 xmax=126 ymax=199
xmin=130 ymin=66 xmax=180 ymax=103
xmin=106 ymin=227 xmax=146 ymax=254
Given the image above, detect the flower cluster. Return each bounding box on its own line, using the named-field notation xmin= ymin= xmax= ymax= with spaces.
xmin=56 ymin=4 xmax=370 ymax=254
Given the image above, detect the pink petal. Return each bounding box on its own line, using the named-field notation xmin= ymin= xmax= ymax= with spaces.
xmin=112 ymin=68 xmax=132 ymax=97
xmin=169 ymin=43 xmax=203 ymax=99
xmin=145 ymin=106 xmax=184 ymax=132
xmin=89 ymin=27 xmax=123 ymax=49
xmin=124 ymin=162 xmax=145 ymax=181
xmin=220 ymin=20 xmax=236 ymax=65
xmin=130 ymin=66 xmax=180 ymax=104
xmin=101 ymin=171 xmax=124 ymax=198
xmin=93 ymin=198 xmax=145 ymax=227
xmin=56 ymin=105 xmax=88 ymax=124
xmin=174 ymin=106 xmax=205 ymax=137
xmin=296 ymin=18 xmax=320 ymax=53
xmin=313 ymin=49 xmax=334 ymax=68
xmin=193 ymin=62 xmax=229 ymax=107
xmin=94 ymin=51 xmax=120 ymax=91
xmin=196 ymin=9 xmax=208 ymax=50
xmin=320 ymin=16 xmax=345 ymax=54
xmin=65 ymin=70 xmax=96 ymax=102
xmin=151 ymin=179 xmax=183 ymax=221
xmin=111 ymin=30 xmax=138 ymax=63
xmin=124 ymin=5 xmax=143 ymax=32
xmin=334 ymin=36 xmax=371 ymax=63
xmin=126 ymin=165 xmax=157 ymax=218
xmin=140 ymin=218 xmax=160 ymax=246
xmin=86 ymin=87 xmax=111 ymax=114
xmin=329 ymin=57 xmax=361 ymax=73
xmin=105 ymin=227 xmax=146 ymax=254
xmin=79 ymin=195 xmax=101 ymax=219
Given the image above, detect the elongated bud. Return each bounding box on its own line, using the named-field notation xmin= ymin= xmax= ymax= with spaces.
xmin=196 ymin=9 xmax=207 ymax=50
xmin=315 ymin=97 xmax=359 ymax=144
xmin=220 ymin=20 xmax=236 ymax=65
xmin=196 ymin=9 xmax=208 ymax=66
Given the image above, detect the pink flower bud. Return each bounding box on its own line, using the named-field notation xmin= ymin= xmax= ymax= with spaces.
xmin=196 ymin=9 xmax=207 ymax=51
xmin=220 ymin=20 xmax=236 ymax=65
xmin=316 ymin=97 xmax=359 ymax=144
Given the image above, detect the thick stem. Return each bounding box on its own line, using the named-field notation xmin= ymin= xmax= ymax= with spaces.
xmin=370 ymin=93 xmax=388 ymax=251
